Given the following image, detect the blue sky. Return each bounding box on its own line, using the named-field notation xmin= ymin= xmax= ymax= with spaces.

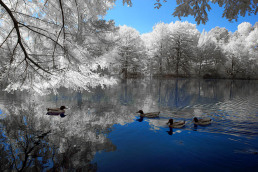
xmin=105 ymin=0 xmax=257 ymax=34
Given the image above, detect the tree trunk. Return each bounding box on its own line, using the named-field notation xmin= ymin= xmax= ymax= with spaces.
xmin=159 ymin=44 xmax=163 ymax=75
xmin=199 ymin=55 xmax=202 ymax=76
xmin=176 ymin=48 xmax=180 ymax=76
xmin=231 ymin=57 xmax=235 ymax=79
xmin=175 ymin=37 xmax=181 ymax=76
xmin=124 ymin=55 xmax=128 ymax=79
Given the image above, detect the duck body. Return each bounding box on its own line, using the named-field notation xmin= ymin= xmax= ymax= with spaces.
xmin=167 ymin=119 xmax=186 ymax=128
xmin=46 ymin=110 xmax=65 ymax=115
xmin=137 ymin=110 xmax=160 ymax=118
xmin=193 ymin=117 xmax=211 ymax=125
xmin=46 ymin=106 xmax=67 ymax=116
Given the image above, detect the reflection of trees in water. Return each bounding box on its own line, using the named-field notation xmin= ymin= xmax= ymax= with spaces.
xmin=1 ymin=109 xmax=55 ymax=171
xmin=0 ymin=81 xmax=143 ymax=171
xmin=151 ymin=79 xmax=193 ymax=109
xmin=146 ymin=79 xmax=258 ymax=111
xmin=0 ymin=100 xmax=134 ymax=171
xmin=134 ymin=79 xmax=258 ymax=136
xmin=1 ymin=79 xmax=258 ymax=170
xmin=120 ymin=79 xmax=130 ymax=105
xmin=84 ymin=78 xmax=258 ymax=122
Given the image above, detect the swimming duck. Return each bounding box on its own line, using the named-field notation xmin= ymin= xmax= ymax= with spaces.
xmin=46 ymin=106 xmax=67 ymax=117
xmin=137 ymin=110 xmax=160 ymax=118
xmin=167 ymin=119 xmax=186 ymax=128
xmin=193 ymin=117 xmax=211 ymax=125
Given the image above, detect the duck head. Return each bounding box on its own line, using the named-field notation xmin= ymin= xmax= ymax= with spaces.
xmin=60 ymin=106 xmax=67 ymax=110
xmin=137 ymin=110 xmax=144 ymax=114
xmin=168 ymin=119 xmax=173 ymax=125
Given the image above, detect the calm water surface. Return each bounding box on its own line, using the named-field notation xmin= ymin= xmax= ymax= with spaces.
xmin=0 ymin=79 xmax=258 ymax=171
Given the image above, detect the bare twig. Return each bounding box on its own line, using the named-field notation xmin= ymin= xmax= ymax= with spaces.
xmin=11 ymin=41 xmax=19 ymax=63
xmin=0 ymin=0 xmax=51 ymax=74
xmin=52 ymin=26 xmax=63 ymax=67
xmin=20 ymin=62 xmax=28 ymax=86
xmin=51 ymin=0 xmax=66 ymax=68
xmin=58 ymin=0 xmax=65 ymax=40
xmin=11 ymin=11 xmax=60 ymax=27
xmin=18 ymin=22 xmax=57 ymax=37
xmin=18 ymin=22 xmax=64 ymax=50
xmin=0 ymin=27 xmax=14 ymax=48
xmin=44 ymin=0 xmax=49 ymax=7
xmin=74 ymin=0 xmax=80 ymax=33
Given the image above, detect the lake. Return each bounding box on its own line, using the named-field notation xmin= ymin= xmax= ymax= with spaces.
xmin=1 ymin=78 xmax=258 ymax=171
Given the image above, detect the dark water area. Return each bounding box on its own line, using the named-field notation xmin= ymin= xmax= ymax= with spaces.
xmin=0 ymin=78 xmax=258 ymax=171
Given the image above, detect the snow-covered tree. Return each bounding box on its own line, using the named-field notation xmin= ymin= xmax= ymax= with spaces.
xmin=141 ymin=21 xmax=199 ymax=77
xmin=150 ymin=22 xmax=170 ymax=75
xmin=114 ymin=25 xmax=145 ymax=78
xmin=197 ymin=30 xmax=216 ymax=75
xmin=0 ymin=0 xmax=117 ymax=94
xmin=224 ymin=22 xmax=258 ymax=78
xmin=141 ymin=32 xmax=155 ymax=76
xmin=168 ymin=21 xmax=200 ymax=76
xmin=196 ymin=27 xmax=228 ymax=77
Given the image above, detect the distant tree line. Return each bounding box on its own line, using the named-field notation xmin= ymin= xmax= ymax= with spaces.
xmin=111 ymin=22 xmax=258 ymax=79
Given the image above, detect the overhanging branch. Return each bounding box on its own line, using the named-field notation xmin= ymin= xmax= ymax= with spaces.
xmin=0 ymin=0 xmax=51 ymax=74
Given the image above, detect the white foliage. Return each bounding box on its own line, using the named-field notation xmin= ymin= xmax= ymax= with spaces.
xmin=0 ymin=0 xmax=119 ymax=94
xmin=245 ymin=28 xmax=258 ymax=54
xmin=237 ymin=22 xmax=252 ymax=36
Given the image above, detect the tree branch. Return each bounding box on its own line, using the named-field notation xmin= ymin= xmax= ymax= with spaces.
xmin=0 ymin=0 xmax=51 ymax=74
xmin=0 ymin=27 xmax=14 ymax=48
xmin=58 ymin=0 xmax=65 ymax=40
xmin=11 ymin=11 xmax=60 ymax=27
xmin=52 ymin=26 xmax=63 ymax=68
xmin=18 ymin=22 xmax=64 ymax=49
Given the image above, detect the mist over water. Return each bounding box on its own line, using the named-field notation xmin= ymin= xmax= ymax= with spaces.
xmin=1 ymin=78 xmax=258 ymax=171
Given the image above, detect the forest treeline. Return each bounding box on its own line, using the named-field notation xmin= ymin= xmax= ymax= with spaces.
xmin=108 ymin=22 xmax=258 ymax=79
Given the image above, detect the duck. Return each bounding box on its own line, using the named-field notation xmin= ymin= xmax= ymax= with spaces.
xmin=137 ymin=110 xmax=160 ymax=118
xmin=167 ymin=119 xmax=186 ymax=128
xmin=46 ymin=106 xmax=67 ymax=117
xmin=193 ymin=117 xmax=211 ymax=125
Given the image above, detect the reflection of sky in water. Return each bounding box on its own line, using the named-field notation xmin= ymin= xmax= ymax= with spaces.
xmin=0 ymin=79 xmax=258 ymax=171
xmin=93 ymin=122 xmax=258 ymax=172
